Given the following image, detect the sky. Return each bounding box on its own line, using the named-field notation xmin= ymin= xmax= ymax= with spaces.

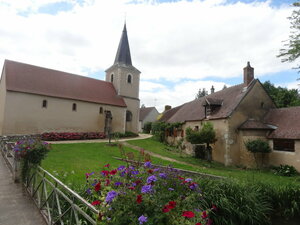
xmin=0 ymin=0 xmax=299 ymax=112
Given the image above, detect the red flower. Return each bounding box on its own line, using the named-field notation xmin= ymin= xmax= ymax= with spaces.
xmin=91 ymin=200 xmax=101 ymax=206
xmin=195 ymin=223 xmax=202 ymax=225
xmin=147 ymin=169 xmax=153 ymax=174
xmin=102 ymin=170 xmax=109 ymax=176
xmin=182 ymin=211 xmax=195 ymax=218
xmin=201 ymin=211 xmax=208 ymax=219
xmin=212 ymin=204 xmax=218 ymax=211
xmin=105 ymin=179 xmax=110 ymax=186
xmin=94 ymin=182 xmax=101 ymax=192
xmin=178 ymin=176 xmax=185 ymax=180
xmin=128 ymin=186 xmax=135 ymax=190
xmin=136 ymin=195 xmax=143 ymax=204
xmin=162 ymin=205 xmax=170 ymax=213
xmin=104 ymin=164 xmax=110 ymax=168
xmin=135 ymin=180 xmax=142 ymax=185
xmin=168 ymin=201 xmax=176 ymax=209
xmin=109 ymin=169 xmax=117 ymax=175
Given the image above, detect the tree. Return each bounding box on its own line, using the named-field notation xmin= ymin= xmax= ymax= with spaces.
xmin=262 ymin=81 xmax=300 ymax=107
xmin=222 ymin=84 xmax=228 ymax=90
xmin=195 ymin=88 xmax=208 ymax=99
xmin=245 ymin=139 xmax=271 ymax=168
xmin=278 ymin=2 xmax=300 ymax=75
xmin=186 ymin=122 xmax=217 ymax=162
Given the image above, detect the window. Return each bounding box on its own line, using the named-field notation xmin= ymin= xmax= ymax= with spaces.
xmin=111 ymin=74 xmax=114 ymax=82
xmin=126 ymin=110 xmax=132 ymax=122
xmin=273 ymin=139 xmax=295 ymax=152
xmin=42 ymin=100 xmax=47 ymax=108
xmin=99 ymin=107 xmax=103 ymax=114
xmin=72 ymin=103 xmax=77 ymax=111
xmin=127 ymin=74 xmax=132 ymax=83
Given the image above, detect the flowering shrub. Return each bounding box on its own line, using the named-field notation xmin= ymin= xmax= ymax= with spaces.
xmin=85 ymin=162 xmax=216 ymax=225
xmin=41 ymin=132 xmax=106 ymax=141
xmin=14 ymin=139 xmax=51 ymax=180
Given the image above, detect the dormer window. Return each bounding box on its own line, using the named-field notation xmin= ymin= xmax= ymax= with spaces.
xmin=127 ymin=74 xmax=132 ymax=83
xmin=111 ymin=74 xmax=114 ymax=82
xmin=203 ymin=97 xmax=223 ymax=118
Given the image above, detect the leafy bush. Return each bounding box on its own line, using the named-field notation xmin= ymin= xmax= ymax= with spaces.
xmin=41 ymin=132 xmax=106 ymax=141
xmin=14 ymin=139 xmax=51 ymax=181
xmin=272 ymin=164 xmax=298 ymax=177
xmin=151 ymin=121 xmax=168 ymax=142
xmin=245 ymin=139 xmax=271 ymax=167
xmin=112 ymin=131 xmax=139 ymax=138
xmin=84 ymin=162 xmax=215 ymax=225
xmin=143 ymin=122 xmax=152 ymax=134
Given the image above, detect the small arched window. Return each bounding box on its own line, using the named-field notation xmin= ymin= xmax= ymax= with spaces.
xmin=42 ymin=100 xmax=47 ymax=108
xmin=111 ymin=74 xmax=114 ymax=82
xmin=99 ymin=107 xmax=103 ymax=114
xmin=127 ymin=74 xmax=132 ymax=83
xmin=72 ymin=103 xmax=77 ymax=111
xmin=126 ymin=110 xmax=132 ymax=122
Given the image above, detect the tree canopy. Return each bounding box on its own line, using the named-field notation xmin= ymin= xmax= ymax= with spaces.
xmin=262 ymin=81 xmax=300 ymax=107
xmin=278 ymin=2 xmax=300 ymax=74
xmin=195 ymin=88 xmax=208 ymax=99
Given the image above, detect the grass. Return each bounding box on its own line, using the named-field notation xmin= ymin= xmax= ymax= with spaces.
xmin=127 ymin=138 xmax=300 ymax=186
xmin=41 ymin=138 xmax=300 ymax=188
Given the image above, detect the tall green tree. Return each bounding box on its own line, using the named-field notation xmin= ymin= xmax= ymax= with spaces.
xmin=278 ymin=1 xmax=300 ymax=75
xmin=195 ymin=88 xmax=208 ymax=99
xmin=263 ymin=81 xmax=300 ymax=107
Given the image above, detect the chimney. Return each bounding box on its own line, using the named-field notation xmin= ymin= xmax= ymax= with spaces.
xmin=164 ymin=105 xmax=172 ymax=111
xmin=211 ymin=85 xmax=215 ymax=94
xmin=243 ymin=61 xmax=254 ymax=86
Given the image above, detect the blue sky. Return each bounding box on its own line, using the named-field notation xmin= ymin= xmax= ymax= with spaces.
xmin=0 ymin=0 xmax=299 ymax=111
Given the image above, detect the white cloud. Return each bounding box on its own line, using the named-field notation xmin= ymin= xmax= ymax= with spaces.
xmin=0 ymin=0 xmax=297 ymax=110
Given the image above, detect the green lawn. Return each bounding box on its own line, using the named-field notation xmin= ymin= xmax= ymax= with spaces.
xmin=41 ymin=138 xmax=300 ymax=188
xmin=127 ymin=138 xmax=300 ymax=186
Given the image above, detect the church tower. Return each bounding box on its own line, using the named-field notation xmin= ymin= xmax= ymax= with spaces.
xmin=105 ymin=24 xmax=140 ymax=133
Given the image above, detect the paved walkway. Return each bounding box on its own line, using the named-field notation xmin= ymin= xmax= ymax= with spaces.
xmin=48 ymin=133 xmax=152 ymax=144
xmin=0 ymin=155 xmax=46 ymax=225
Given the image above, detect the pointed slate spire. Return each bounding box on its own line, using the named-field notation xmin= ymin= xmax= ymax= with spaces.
xmin=114 ymin=24 xmax=132 ymax=66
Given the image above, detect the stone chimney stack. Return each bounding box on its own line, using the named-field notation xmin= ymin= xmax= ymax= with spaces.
xmin=211 ymin=85 xmax=215 ymax=94
xmin=164 ymin=105 xmax=172 ymax=111
xmin=243 ymin=61 xmax=254 ymax=86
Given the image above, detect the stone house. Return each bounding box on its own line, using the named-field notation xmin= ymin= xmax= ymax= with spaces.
xmin=0 ymin=24 xmax=141 ymax=135
xmin=160 ymin=62 xmax=300 ymax=171
xmin=138 ymin=106 xmax=159 ymax=132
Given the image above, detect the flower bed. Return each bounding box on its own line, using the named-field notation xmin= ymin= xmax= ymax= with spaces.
xmin=41 ymin=132 xmax=106 ymax=141
xmin=84 ymin=162 xmax=216 ymax=225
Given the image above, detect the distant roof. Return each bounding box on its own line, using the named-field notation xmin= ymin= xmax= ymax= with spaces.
xmin=139 ymin=107 xmax=157 ymax=121
xmin=264 ymin=107 xmax=300 ymax=139
xmin=3 ymin=60 xmax=127 ymax=107
xmin=160 ymin=80 xmax=256 ymax=123
xmin=239 ymin=119 xmax=276 ymax=130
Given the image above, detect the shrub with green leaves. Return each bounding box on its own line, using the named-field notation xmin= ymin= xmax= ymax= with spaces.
xmin=245 ymin=139 xmax=271 ymax=167
xmin=273 ymin=164 xmax=298 ymax=177
xmin=143 ymin=122 xmax=152 ymax=134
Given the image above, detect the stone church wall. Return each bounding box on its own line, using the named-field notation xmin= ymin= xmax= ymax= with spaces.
xmin=1 ymin=91 xmax=126 ymax=135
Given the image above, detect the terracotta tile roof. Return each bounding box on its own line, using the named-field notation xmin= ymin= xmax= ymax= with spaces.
xmin=3 ymin=60 xmax=127 ymax=107
xmin=264 ymin=107 xmax=300 ymax=139
xmin=239 ymin=119 xmax=275 ymax=130
xmin=160 ymin=81 xmax=256 ymax=123
xmin=139 ymin=107 xmax=157 ymax=121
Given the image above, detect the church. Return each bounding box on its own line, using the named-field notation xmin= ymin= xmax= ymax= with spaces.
xmin=0 ymin=24 xmax=140 ymax=135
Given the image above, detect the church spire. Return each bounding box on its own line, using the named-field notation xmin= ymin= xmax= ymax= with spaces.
xmin=114 ymin=23 xmax=132 ymax=66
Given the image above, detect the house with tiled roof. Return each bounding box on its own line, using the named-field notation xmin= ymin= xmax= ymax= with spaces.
xmin=138 ymin=106 xmax=159 ymax=132
xmin=0 ymin=24 xmax=140 ymax=135
xmin=160 ymin=63 xmax=300 ymax=171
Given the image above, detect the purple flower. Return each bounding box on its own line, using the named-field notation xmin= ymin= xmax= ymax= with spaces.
xmin=86 ymin=188 xmax=91 ymax=195
xmin=131 ymin=170 xmax=139 ymax=175
xmin=147 ymin=175 xmax=157 ymax=183
xmin=185 ymin=178 xmax=193 ymax=182
xmin=168 ymin=188 xmax=174 ymax=191
xmin=159 ymin=173 xmax=167 ymax=179
xmin=189 ymin=183 xmax=198 ymax=190
xmin=117 ymin=165 xmax=126 ymax=171
xmin=105 ymin=191 xmax=118 ymax=203
xmin=120 ymin=171 xmax=126 ymax=177
xmin=141 ymin=185 xmax=153 ymax=193
xmin=144 ymin=161 xmax=152 ymax=168
xmin=114 ymin=182 xmax=123 ymax=186
xmin=138 ymin=215 xmax=148 ymax=224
